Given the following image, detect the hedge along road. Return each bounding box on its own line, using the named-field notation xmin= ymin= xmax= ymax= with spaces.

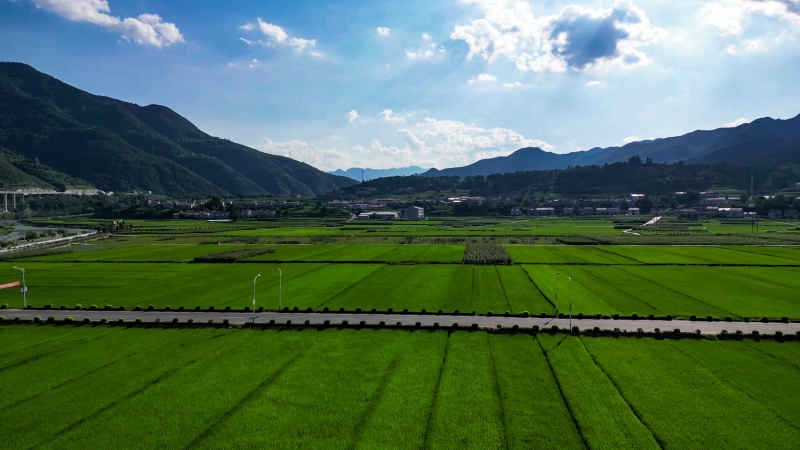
xmin=4 ymin=309 xmax=800 ymax=335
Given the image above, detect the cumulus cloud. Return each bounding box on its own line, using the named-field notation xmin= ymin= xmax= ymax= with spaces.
xmin=421 ymin=32 xmax=432 ymax=40
xmin=376 ymin=26 xmax=391 ymax=36
xmin=502 ymin=81 xmax=524 ymax=88
xmin=260 ymin=113 xmax=551 ymax=171
xmin=723 ymin=117 xmax=751 ymax=127
xmin=585 ymin=80 xmax=605 ymax=87
xmin=701 ymin=0 xmax=800 ymax=36
xmin=450 ymin=0 xmax=663 ymax=72
xmin=30 ymin=0 xmax=183 ymax=47
xmin=347 ymin=110 xmax=359 ymax=123
xmin=239 ymin=17 xmax=321 ymax=56
xmin=468 ymin=73 xmax=497 ymax=84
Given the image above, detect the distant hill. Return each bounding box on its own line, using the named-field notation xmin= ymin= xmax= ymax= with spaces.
xmin=340 ymin=158 xmax=800 ymax=199
xmin=424 ymin=115 xmax=800 ymax=177
xmin=0 ymin=62 xmax=355 ymax=196
xmin=330 ymin=166 xmax=427 ymax=182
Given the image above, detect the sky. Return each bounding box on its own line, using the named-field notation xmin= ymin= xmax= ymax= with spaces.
xmin=2 ymin=0 xmax=800 ymax=171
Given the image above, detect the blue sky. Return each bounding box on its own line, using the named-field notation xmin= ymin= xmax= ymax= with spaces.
xmin=2 ymin=0 xmax=800 ymax=171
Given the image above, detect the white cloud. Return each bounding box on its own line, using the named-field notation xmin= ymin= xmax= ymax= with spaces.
xmin=622 ymin=136 xmax=655 ymax=144
xmin=450 ymin=0 xmax=664 ymax=72
xmin=723 ymin=117 xmax=751 ymax=127
xmin=30 ymin=0 xmax=183 ymax=47
xmin=502 ymin=81 xmax=524 ymax=88
xmin=261 ymin=112 xmax=552 ymax=171
xmin=376 ymin=26 xmax=391 ymax=36
xmin=700 ymin=0 xmax=800 ymax=36
xmin=347 ymin=110 xmax=359 ymax=123
xmin=725 ymin=38 xmax=768 ymax=54
xmin=380 ymin=109 xmax=406 ymax=123
xmin=421 ymin=32 xmax=432 ymax=40
xmin=404 ymin=45 xmax=446 ymax=60
xmin=585 ymin=80 xmax=605 ymax=87
xmin=468 ymin=73 xmax=497 ymax=84
xmin=239 ymin=17 xmax=321 ymax=56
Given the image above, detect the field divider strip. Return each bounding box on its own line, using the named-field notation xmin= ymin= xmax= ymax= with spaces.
xmin=495 ymin=266 xmax=513 ymax=313
xmin=534 ymin=335 xmax=588 ymax=449
xmin=666 ymin=341 xmax=800 ymax=431
xmin=350 ymin=356 xmax=401 ymax=448
xmin=520 ymin=266 xmax=556 ymax=310
xmin=183 ymin=350 xmax=309 ymax=449
xmin=316 ymin=264 xmax=388 ymax=308
xmin=616 ymin=267 xmax=739 ymax=319
xmin=578 ymin=337 xmax=665 ymax=448
xmin=422 ymin=332 xmax=450 ymax=450
xmin=30 ymin=362 xmax=192 ymax=449
xmin=744 ymin=342 xmax=800 ymax=373
xmin=487 ymin=334 xmax=510 ymax=450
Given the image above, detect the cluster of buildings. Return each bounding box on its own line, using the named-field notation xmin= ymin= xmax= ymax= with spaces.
xmin=357 ymin=206 xmax=425 ymax=220
xmin=512 ymin=206 xmax=641 ymax=216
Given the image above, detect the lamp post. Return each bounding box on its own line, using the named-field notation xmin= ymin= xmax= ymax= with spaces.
xmin=12 ymin=266 xmax=26 ymax=308
xmin=252 ymin=273 xmax=261 ymax=310
xmin=277 ymin=268 xmax=282 ymax=310
xmin=567 ymin=275 xmax=572 ymax=333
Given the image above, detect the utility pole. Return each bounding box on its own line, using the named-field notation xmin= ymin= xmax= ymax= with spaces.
xmin=12 ymin=266 xmax=26 ymax=308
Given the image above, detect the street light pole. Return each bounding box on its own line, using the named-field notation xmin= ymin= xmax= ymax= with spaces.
xmin=568 ymin=275 xmax=572 ymax=333
xmin=277 ymin=268 xmax=282 ymax=310
xmin=252 ymin=273 xmax=261 ymax=310
xmin=12 ymin=266 xmax=25 ymax=308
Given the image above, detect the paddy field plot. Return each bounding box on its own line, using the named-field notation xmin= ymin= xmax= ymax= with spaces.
xmin=2 ymin=260 xmax=800 ymax=318
xmin=524 ymin=264 xmax=800 ymax=318
xmin=1 ymin=326 xmax=799 ymax=449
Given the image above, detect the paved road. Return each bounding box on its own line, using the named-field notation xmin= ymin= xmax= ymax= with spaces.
xmin=3 ymin=309 xmax=799 ymax=335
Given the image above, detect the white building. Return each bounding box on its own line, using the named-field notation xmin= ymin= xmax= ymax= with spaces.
xmin=358 ymin=211 xmax=399 ymax=220
xmin=402 ymin=206 xmax=425 ymax=220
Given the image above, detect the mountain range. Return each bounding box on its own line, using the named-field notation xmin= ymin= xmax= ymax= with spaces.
xmin=424 ymin=114 xmax=800 ymax=177
xmin=330 ymin=166 xmax=427 ymax=182
xmin=0 ymin=62 xmax=354 ymax=197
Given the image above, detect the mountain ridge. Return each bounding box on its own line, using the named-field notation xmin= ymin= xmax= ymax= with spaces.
xmin=424 ymin=114 xmax=800 ymax=177
xmin=330 ymin=166 xmax=427 ymax=182
xmin=0 ymin=62 xmax=355 ymax=196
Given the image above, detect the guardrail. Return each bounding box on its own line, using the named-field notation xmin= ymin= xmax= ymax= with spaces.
xmin=0 ymin=231 xmax=99 ymax=255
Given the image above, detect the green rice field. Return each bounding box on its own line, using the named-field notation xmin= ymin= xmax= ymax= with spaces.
xmin=0 ymin=325 xmax=798 ymax=449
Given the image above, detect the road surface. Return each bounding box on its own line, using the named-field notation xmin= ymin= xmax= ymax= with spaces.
xmin=2 ymin=309 xmax=798 ymax=336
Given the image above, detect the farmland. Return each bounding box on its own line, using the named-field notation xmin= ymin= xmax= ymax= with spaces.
xmin=3 ymin=215 xmax=800 ymax=448
xmin=1 ymin=325 xmax=798 ymax=449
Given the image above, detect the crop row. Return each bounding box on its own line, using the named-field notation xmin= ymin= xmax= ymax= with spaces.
xmin=2 ymin=327 xmax=799 ymax=448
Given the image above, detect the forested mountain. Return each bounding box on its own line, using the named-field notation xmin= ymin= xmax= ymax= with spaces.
xmin=424 ymin=115 xmax=800 ymax=177
xmin=0 ymin=62 xmax=355 ymax=196
xmin=340 ymin=157 xmax=800 ymax=198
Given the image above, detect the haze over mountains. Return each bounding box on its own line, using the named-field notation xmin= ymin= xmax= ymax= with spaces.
xmin=0 ymin=62 xmax=354 ymax=197
xmin=330 ymin=166 xmax=427 ymax=182
xmin=424 ymin=114 xmax=800 ymax=178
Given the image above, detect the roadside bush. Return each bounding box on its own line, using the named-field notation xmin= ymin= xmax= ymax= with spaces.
xmin=0 ymin=304 xmax=6 ymax=309
xmin=74 ymin=304 xmax=82 ymax=310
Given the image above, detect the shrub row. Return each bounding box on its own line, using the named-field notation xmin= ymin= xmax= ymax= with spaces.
xmin=1 ymin=316 xmax=797 ymax=341
xmin=12 ymin=304 xmax=799 ymax=323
